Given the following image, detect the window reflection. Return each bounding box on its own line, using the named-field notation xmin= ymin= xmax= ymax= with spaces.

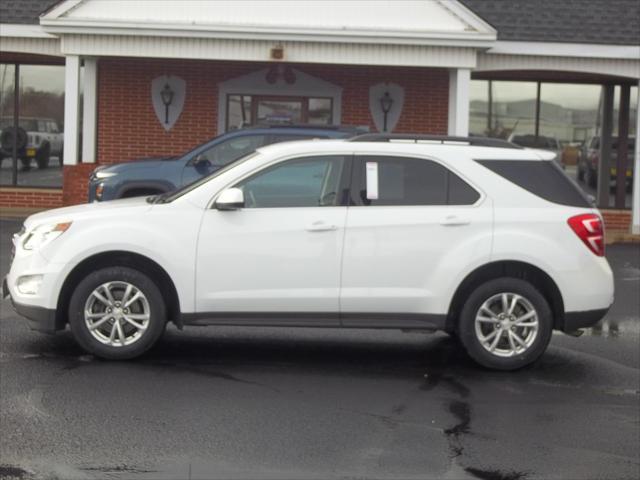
xmin=470 ymin=79 xmax=637 ymax=209
xmin=0 ymin=64 xmax=65 ymax=188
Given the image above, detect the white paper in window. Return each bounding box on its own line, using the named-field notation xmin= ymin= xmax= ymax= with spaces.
xmin=366 ymin=161 xmax=379 ymax=200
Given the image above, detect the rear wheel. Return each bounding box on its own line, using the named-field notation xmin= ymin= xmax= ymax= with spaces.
xmin=36 ymin=142 xmax=51 ymax=169
xmin=458 ymin=278 xmax=553 ymax=370
xmin=68 ymin=266 xmax=167 ymax=360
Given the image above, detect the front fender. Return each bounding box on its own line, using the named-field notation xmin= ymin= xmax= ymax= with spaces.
xmin=43 ymin=205 xmax=202 ymax=313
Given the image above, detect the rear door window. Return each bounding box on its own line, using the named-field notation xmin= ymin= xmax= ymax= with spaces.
xmin=476 ymin=160 xmax=591 ymax=207
xmin=352 ymin=156 xmax=480 ymax=206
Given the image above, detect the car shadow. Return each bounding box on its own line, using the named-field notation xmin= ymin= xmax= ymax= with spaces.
xmin=24 ymin=326 xmax=597 ymax=388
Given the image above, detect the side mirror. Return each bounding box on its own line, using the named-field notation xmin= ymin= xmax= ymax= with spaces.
xmin=194 ymin=154 xmax=211 ymax=168
xmin=215 ymin=187 xmax=244 ymax=210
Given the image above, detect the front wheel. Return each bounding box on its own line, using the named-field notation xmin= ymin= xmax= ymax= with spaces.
xmin=68 ymin=267 xmax=167 ymax=360
xmin=458 ymin=278 xmax=553 ymax=370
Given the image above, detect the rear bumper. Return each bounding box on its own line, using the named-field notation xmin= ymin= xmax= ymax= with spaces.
xmin=560 ymin=307 xmax=610 ymax=332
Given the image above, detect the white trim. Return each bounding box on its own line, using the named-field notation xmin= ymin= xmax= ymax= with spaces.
xmin=58 ymin=35 xmax=478 ymax=68
xmin=41 ymin=0 xmax=496 ymax=47
xmin=489 ymin=41 xmax=640 ymax=60
xmin=0 ymin=36 xmax=62 ymax=56
xmin=81 ymin=57 xmax=97 ymax=163
xmin=217 ymin=68 xmax=342 ymax=133
xmin=42 ymin=22 xmax=495 ymax=47
xmin=448 ymin=68 xmax=470 ymax=136
xmin=0 ymin=24 xmax=57 ymax=39
xmin=63 ymin=55 xmax=80 ymax=166
xmin=477 ymin=52 xmax=640 ymax=80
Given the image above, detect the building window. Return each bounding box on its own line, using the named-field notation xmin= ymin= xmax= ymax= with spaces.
xmin=0 ymin=63 xmax=66 ymax=188
xmin=226 ymin=95 xmax=333 ymax=130
xmin=470 ymin=79 xmax=637 ymax=209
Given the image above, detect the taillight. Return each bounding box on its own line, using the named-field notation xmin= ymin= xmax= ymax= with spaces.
xmin=568 ymin=214 xmax=604 ymax=256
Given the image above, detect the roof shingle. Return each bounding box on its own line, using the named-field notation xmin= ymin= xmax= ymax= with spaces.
xmin=0 ymin=0 xmax=61 ymax=25
xmin=461 ymin=0 xmax=640 ymax=46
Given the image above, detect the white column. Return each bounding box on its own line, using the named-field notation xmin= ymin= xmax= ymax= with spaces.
xmin=82 ymin=57 xmax=98 ymax=163
xmin=448 ymin=68 xmax=470 ymax=137
xmin=632 ymin=80 xmax=640 ymax=234
xmin=63 ymin=55 xmax=80 ymax=166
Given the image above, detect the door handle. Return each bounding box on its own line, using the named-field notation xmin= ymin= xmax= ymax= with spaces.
xmin=439 ymin=215 xmax=470 ymax=226
xmin=306 ymin=221 xmax=338 ymax=232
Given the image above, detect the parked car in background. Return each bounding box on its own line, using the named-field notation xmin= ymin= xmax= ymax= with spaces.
xmin=508 ymin=133 xmax=563 ymax=167
xmin=88 ymin=125 xmax=365 ymax=202
xmin=0 ymin=117 xmax=63 ymax=170
xmin=5 ymin=134 xmax=613 ymax=370
xmin=577 ymin=136 xmax=635 ymax=188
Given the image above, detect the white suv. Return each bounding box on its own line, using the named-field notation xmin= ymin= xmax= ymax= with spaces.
xmin=2 ymin=135 xmax=614 ymax=370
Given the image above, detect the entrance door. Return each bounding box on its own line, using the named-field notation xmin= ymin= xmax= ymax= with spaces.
xmin=195 ymin=154 xmax=350 ymax=323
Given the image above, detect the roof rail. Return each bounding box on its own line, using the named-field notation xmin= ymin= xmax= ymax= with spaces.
xmin=348 ymin=134 xmax=523 ymax=149
xmin=247 ymin=123 xmax=370 ymax=133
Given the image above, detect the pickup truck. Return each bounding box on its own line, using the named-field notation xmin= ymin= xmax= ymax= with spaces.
xmin=0 ymin=117 xmax=63 ymax=170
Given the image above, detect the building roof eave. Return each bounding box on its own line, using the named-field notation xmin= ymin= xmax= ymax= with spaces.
xmin=39 ymin=21 xmax=496 ymax=49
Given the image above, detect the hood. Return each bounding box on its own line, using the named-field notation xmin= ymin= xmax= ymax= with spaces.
xmin=25 ymin=196 xmax=152 ymax=230
xmin=93 ymin=156 xmax=179 ymax=175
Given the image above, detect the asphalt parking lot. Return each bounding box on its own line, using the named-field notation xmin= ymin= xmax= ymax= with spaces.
xmin=0 ymin=218 xmax=638 ymax=480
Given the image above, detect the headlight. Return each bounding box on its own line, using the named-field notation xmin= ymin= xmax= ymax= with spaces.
xmin=94 ymin=170 xmax=117 ymax=179
xmin=22 ymin=222 xmax=72 ymax=251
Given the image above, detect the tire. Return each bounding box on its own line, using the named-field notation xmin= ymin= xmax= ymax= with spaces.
xmin=68 ymin=266 xmax=167 ymax=360
xmin=458 ymin=278 xmax=553 ymax=371
xmin=20 ymin=156 xmax=31 ymax=171
xmin=0 ymin=126 xmax=27 ymax=154
xmin=36 ymin=142 xmax=51 ymax=169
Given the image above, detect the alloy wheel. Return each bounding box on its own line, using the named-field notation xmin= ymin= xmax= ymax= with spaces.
xmin=84 ymin=281 xmax=150 ymax=347
xmin=474 ymin=292 xmax=539 ymax=357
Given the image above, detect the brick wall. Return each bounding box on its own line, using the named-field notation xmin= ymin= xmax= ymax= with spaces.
xmin=602 ymin=209 xmax=632 ymax=231
xmin=96 ymin=58 xmax=449 ymax=165
xmin=62 ymin=164 xmax=97 ymax=205
xmin=0 ymin=187 xmax=63 ymax=209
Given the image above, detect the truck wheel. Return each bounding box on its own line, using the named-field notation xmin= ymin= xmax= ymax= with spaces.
xmin=458 ymin=278 xmax=553 ymax=371
xmin=0 ymin=126 xmax=27 ymax=154
xmin=36 ymin=142 xmax=51 ymax=169
xmin=20 ymin=157 xmax=31 ymax=171
xmin=68 ymin=266 xmax=167 ymax=360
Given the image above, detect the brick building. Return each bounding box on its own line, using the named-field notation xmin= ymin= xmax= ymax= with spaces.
xmin=1 ymin=0 xmax=639 ymax=232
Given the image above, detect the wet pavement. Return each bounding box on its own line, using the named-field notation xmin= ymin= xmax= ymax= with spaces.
xmin=0 ymin=218 xmax=638 ymax=480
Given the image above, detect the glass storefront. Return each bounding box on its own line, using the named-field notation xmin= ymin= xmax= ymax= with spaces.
xmin=470 ymin=79 xmax=637 ymax=209
xmin=0 ymin=63 xmax=65 ymax=188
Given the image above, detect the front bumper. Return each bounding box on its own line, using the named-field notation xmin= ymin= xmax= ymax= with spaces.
xmin=3 ymin=276 xmax=62 ymax=333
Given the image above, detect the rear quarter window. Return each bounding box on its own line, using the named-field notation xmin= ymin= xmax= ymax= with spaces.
xmin=476 ymin=160 xmax=591 ymax=207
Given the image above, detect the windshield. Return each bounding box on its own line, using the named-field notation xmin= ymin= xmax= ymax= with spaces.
xmin=152 ymin=151 xmax=260 ymax=203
